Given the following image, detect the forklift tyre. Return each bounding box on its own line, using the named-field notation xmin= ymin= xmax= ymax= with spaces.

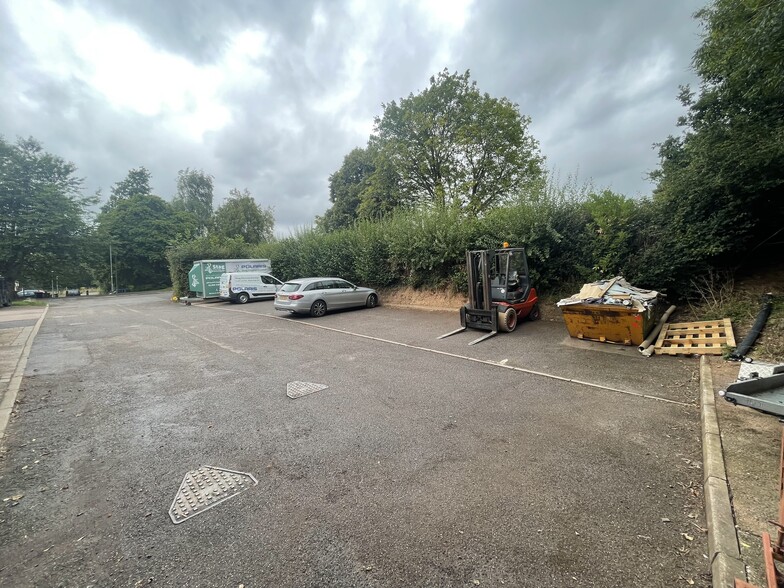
xmin=528 ymin=303 xmax=541 ymax=321
xmin=498 ymin=307 xmax=517 ymax=333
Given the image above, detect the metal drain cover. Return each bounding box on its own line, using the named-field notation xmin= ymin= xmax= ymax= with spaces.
xmin=287 ymin=381 xmax=328 ymax=399
xmin=169 ymin=466 xmax=258 ymax=524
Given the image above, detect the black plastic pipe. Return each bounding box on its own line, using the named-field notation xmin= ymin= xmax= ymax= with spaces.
xmin=730 ymin=293 xmax=773 ymax=361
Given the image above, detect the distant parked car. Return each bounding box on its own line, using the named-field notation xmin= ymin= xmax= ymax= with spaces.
xmin=274 ymin=277 xmax=378 ymax=317
xmin=66 ymin=288 xmax=80 ymax=296
xmin=16 ymin=289 xmax=38 ymax=298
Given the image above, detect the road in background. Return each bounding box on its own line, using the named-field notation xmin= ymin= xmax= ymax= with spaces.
xmin=0 ymin=293 xmax=707 ymax=587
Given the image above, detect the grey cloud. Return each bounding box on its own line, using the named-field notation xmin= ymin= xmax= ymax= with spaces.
xmin=452 ymin=0 xmax=702 ymax=195
xmin=57 ymin=0 xmax=320 ymax=64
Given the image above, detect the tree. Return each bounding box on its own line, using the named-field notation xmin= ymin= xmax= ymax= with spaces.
xmin=373 ymin=69 xmax=544 ymax=214
xmin=103 ymin=167 xmax=152 ymax=212
xmin=212 ymin=189 xmax=274 ymax=244
xmin=0 ymin=136 xmax=94 ymax=293
xmin=646 ymin=0 xmax=784 ymax=288
xmin=317 ymin=147 xmax=374 ymax=232
xmin=172 ymin=168 xmax=214 ymax=235
xmin=95 ymin=193 xmax=184 ymax=289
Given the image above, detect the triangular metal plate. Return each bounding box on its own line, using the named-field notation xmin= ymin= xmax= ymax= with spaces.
xmin=169 ymin=466 xmax=257 ymax=524
xmin=287 ymin=381 xmax=328 ymax=399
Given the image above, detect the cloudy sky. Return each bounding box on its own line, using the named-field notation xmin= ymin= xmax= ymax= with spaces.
xmin=1 ymin=0 xmax=704 ymax=233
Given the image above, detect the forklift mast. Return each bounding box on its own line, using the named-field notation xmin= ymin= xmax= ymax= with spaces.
xmin=466 ymin=250 xmax=492 ymax=311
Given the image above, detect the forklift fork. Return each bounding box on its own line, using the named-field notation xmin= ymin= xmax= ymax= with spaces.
xmin=437 ymin=326 xmax=498 ymax=346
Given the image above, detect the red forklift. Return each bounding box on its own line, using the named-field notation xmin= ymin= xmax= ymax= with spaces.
xmin=439 ymin=245 xmax=540 ymax=345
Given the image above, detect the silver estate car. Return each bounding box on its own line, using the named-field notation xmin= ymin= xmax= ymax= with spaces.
xmin=273 ymin=277 xmax=379 ymax=317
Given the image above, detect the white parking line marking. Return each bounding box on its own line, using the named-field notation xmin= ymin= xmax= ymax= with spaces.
xmin=157 ymin=318 xmax=246 ymax=356
xmin=197 ymin=305 xmax=693 ymax=408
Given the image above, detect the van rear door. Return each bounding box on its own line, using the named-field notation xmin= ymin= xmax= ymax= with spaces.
xmin=219 ymin=273 xmax=230 ymax=299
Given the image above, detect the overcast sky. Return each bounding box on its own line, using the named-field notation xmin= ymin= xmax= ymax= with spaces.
xmin=1 ymin=0 xmax=704 ymax=234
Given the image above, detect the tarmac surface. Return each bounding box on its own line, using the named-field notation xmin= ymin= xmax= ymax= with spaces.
xmin=0 ymin=293 xmax=709 ymax=587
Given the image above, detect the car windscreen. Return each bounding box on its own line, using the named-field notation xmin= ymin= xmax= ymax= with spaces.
xmin=280 ymin=282 xmax=302 ymax=292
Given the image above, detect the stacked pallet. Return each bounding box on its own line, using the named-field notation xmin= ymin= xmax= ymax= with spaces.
xmin=654 ymin=319 xmax=735 ymax=355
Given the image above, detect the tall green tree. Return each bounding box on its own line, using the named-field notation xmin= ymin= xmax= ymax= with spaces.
xmin=646 ymin=0 xmax=784 ymax=287
xmin=317 ymin=144 xmax=407 ymax=232
xmin=172 ymin=168 xmax=214 ymax=235
xmin=374 ymin=69 xmax=544 ymax=214
xmin=103 ymin=166 xmax=152 ymax=212
xmin=212 ymin=188 xmax=274 ymax=244
xmin=95 ymin=193 xmax=186 ymax=289
xmin=0 ymin=136 xmax=94 ymax=292
xmin=318 ymin=147 xmax=374 ymax=232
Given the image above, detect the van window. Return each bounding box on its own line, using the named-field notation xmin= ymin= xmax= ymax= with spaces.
xmin=261 ymin=275 xmax=280 ymax=285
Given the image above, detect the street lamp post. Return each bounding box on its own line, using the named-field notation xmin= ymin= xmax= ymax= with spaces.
xmin=56 ymin=276 xmax=59 ymax=297
xmin=51 ymin=271 xmax=54 ymax=298
xmin=109 ymin=242 xmax=114 ymax=294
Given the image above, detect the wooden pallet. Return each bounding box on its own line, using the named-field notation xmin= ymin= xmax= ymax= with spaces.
xmin=654 ymin=318 xmax=735 ymax=355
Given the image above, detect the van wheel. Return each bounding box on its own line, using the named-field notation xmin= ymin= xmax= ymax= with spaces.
xmin=498 ymin=307 xmax=518 ymax=332
xmin=366 ymin=293 xmax=378 ymax=308
xmin=237 ymin=292 xmax=250 ymax=304
xmin=310 ymin=300 xmax=327 ymax=317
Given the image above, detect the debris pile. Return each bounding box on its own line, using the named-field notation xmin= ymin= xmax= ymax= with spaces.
xmin=557 ymin=276 xmax=660 ymax=312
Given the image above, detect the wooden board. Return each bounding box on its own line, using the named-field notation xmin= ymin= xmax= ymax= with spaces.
xmin=654 ymin=318 xmax=735 ymax=355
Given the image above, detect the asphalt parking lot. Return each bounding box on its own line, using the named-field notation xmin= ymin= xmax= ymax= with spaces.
xmin=0 ymin=293 xmax=708 ymax=587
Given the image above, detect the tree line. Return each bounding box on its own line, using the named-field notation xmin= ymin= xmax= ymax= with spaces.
xmin=0 ymin=145 xmax=275 ymax=295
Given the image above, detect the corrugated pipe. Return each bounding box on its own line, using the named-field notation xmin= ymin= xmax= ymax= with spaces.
xmin=729 ymin=293 xmax=773 ymax=361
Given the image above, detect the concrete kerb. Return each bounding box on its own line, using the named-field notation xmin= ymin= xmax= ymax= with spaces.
xmin=700 ymin=355 xmax=747 ymax=587
xmin=0 ymin=305 xmax=48 ymax=442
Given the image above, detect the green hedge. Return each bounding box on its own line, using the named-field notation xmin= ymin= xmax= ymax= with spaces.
xmin=167 ymin=188 xmax=662 ymax=298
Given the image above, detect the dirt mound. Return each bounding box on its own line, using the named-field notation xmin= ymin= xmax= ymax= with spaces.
xmin=377 ymin=286 xmax=465 ymax=312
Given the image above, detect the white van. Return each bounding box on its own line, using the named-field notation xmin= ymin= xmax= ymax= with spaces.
xmin=219 ymin=272 xmax=284 ymax=304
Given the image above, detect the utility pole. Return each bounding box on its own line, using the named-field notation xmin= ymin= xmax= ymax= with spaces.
xmin=56 ymin=275 xmax=59 ymax=297
xmin=51 ymin=271 xmax=54 ymax=297
xmin=109 ymin=243 xmax=114 ymax=294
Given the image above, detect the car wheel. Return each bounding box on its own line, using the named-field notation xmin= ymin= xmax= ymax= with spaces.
xmin=237 ymin=292 xmax=250 ymax=304
xmin=528 ymin=303 xmax=541 ymax=321
xmin=498 ymin=306 xmax=518 ymax=333
xmin=366 ymin=293 xmax=378 ymax=308
xmin=310 ymin=299 xmax=327 ymax=317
